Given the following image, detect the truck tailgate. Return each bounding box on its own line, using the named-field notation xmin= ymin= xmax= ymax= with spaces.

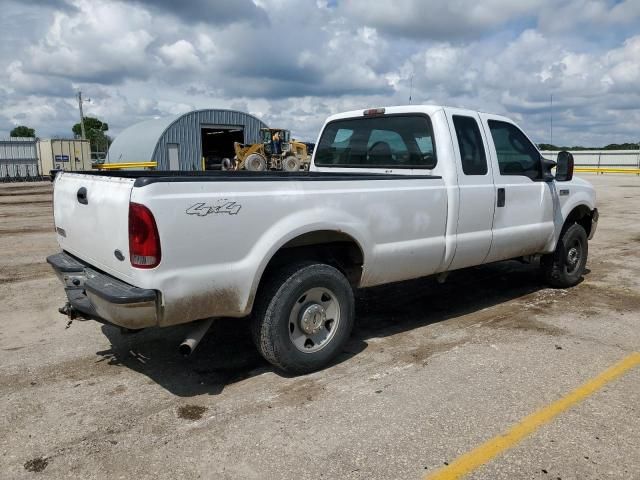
xmin=53 ymin=173 xmax=135 ymax=281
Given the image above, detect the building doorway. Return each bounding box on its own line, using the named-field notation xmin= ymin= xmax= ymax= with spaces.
xmin=201 ymin=126 xmax=244 ymax=170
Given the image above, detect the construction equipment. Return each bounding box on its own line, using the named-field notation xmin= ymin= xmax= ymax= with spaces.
xmin=229 ymin=128 xmax=309 ymax=172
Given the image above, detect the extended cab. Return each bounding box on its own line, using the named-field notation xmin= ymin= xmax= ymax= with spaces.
xmin=48 ymin=105 xmax=598 ymax=373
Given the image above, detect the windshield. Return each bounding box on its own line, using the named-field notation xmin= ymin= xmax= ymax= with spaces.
xmin=314 ymin=115 xmax=436 ymax=168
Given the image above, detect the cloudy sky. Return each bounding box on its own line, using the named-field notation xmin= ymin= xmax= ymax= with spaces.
xmin=1 ymin=0 xmax=639 ymax=146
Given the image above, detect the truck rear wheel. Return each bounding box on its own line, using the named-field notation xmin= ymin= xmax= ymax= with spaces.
xmin=251 ymin=262 xmax=355 ymax=374
xmin=541 ymin=223 xmax=588 ymax=288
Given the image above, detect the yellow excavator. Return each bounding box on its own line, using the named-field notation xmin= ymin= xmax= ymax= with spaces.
xmin=226 ymin=128 xmax=309 ymax=172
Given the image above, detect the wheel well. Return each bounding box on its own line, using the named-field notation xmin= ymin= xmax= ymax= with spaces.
xmin=564 ymin=205 xmax=592 ymax=237
xmin=261 ymin=231 xmax=364 ymax=287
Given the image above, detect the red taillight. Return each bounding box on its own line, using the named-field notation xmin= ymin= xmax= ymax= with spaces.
xmin=129 ymin=203 xmax=161 ymax=269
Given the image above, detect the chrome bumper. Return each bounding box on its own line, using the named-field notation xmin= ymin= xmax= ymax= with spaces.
xmin=47 ymin=252 xmax=158 ymax=329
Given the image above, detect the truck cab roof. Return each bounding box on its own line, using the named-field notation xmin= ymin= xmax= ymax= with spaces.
xmin=324 ymin=104 xmax=512 ymax=124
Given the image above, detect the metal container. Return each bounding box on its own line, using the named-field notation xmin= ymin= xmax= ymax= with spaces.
xmin=38 ymin=139 xmax=92 ymax=175
xmin=0 ymin=137 xmax=39 ymax=180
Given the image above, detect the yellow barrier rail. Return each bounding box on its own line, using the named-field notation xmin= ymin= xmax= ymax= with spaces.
xmin=575 ymin=167 xmax=640 ymax=175
xmin=95 ymin=162 xmax=157 ymax=170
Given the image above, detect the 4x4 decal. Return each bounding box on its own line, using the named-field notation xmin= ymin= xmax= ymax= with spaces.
xmin=186 ymin=200 xmax=241 ymax=216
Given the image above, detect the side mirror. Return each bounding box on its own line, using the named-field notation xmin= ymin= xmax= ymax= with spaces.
xmin=556 ymin=151 xmax=574 ymax=182
xmin=541 ymin=157 xmax=557 ymax=182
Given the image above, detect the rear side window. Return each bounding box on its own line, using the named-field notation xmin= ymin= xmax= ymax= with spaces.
xmin=315 ymin=115 xmax=436 ymax=168
xmin=452 ymin=115 xmax=487 ymax=175
xmin=488 ymin=120 xmax=542 ymax=180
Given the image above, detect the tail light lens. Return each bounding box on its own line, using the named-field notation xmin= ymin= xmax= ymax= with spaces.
xmin=129 ymin=203 xmax=161 ymax=268
xmin=363 ymin=108 xmax=385 ymax=116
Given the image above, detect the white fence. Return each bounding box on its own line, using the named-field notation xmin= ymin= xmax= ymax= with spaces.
xmin=542 ymin=150 xmax=640 ymax=168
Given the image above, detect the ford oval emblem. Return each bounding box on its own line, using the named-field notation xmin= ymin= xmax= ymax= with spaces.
xmin=114 ymin=249 xmax=125 ymax=261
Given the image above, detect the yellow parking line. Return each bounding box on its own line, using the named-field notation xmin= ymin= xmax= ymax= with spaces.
xmin=424 ymin=352 xmax=640 ymax=480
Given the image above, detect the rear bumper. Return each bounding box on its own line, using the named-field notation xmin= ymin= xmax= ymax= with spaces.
xmin=588 ymin=208 xmax=599 ymax=240
xmin=47 ymin=252 xmax=158 ymax=329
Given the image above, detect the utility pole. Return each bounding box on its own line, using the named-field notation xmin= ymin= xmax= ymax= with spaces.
xmin=77 ymin=90 xmax=88 ymax=140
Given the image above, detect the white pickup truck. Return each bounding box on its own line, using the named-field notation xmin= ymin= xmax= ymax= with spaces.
xmin=48 ymin=105 xmax=598 ymax=373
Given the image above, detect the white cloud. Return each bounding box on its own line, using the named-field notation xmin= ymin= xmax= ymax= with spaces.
xmin=340 ymin=0 xmax=548 ymax=39
xmin=157 ymin=40 xmax=202 ymax=71
xmin=18 ymin=1 xmax=156 ymax=84
xmin=537 ymin=0 xmax=640 ymax=33
xmin=604 ymin=36 xmax=640 ymax=93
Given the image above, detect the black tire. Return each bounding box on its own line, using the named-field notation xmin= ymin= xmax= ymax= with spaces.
xmin=542 ymin=223 xmax=588 ymax=288
xmin=251 ymin=262 xmax=355 ymax=374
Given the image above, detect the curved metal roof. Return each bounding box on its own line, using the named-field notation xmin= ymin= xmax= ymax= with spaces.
xmin=107 ymin=115 xmax=180 ymax=163
xmin=107 ymin=109 xmax=268 ymax=169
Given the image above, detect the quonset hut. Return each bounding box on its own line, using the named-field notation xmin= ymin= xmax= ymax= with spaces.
xmin=107 ymin=109 xmax=268 ymax=170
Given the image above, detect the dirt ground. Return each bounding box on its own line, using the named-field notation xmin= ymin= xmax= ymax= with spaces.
xmin=0 ymin=175 xmax=638 ymax=479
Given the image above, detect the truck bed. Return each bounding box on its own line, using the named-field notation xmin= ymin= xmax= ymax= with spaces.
xmin=52 ymin=169 xmax=448 ymax=326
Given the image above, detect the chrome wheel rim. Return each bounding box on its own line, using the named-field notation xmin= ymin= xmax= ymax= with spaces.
xmin=288 ymin=287 xmax=340 ymax=353
xmin=565 ymin=240 xmax=582 ymax=273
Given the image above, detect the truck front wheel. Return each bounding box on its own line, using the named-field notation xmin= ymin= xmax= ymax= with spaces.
xmin=542 ymin=223 xmax=588 ymax=288
xmin=251 ymin=262 xmax=355 ymax=374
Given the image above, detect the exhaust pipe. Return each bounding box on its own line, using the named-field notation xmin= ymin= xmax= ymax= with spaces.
xmin=179 ymin=318 xmax=214 ymax=357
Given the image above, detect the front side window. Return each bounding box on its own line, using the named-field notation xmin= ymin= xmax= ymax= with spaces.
xmin=452 ymin=115 xmax=487 ymax=175
xmin=315 ymin=115 xmax=436 ymax=168
xmin=488 ymin=120 xmax=542 ymax=180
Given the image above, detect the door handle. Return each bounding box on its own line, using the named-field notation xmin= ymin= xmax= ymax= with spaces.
xmin=77 ymin=187 xmax=88 ymax=205
xmin=497 ymin=188 xmax=505 ymax=207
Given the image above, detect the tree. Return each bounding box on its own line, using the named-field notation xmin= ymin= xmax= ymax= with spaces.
xmin=538 ymin=143 xmax=560 ymax=151
xmin=540 ymin=142 xmax=640 ymax=151
xmin=72 ymin=116 xmax=111 ymax=153
xmin=10 ymin=125 xmax=36 ymax=138
xmin=603 ymin=143 xmax=640 ymax=150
